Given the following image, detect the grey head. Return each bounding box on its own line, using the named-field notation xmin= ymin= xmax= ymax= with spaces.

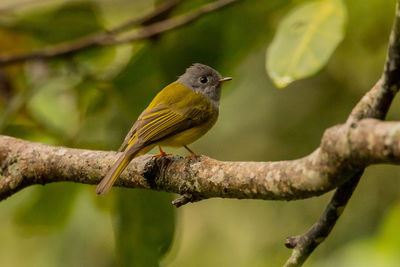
xmin=177 ymin=63 xmax=232 ymax=108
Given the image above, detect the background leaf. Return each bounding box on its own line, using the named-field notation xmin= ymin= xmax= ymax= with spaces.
xmin=266 ymin=0 xmax=347 ymax=88
xmin=115 ymin=190 xmax=175 ymax=267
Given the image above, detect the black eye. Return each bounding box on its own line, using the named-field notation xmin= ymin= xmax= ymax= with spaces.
xmin=199 ymin=76 xmax=208 ymax=84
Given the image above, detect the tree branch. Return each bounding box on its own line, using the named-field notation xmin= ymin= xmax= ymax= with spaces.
xmin=105 ymin=0 xmax=239 ymax=45
xmin=1 ymin=118 xmax=400 ymax=202
xmin=0 ymin=0 xmax=239 ymax=66
xmin=107 ymin=0 xmax=183 ymax=35
xmin=284 ymin=1 xmax=400 ymax=266
xmin=284 ymin=172 xmax=362 ymax=266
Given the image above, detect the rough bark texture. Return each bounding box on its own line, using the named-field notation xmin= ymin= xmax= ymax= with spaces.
xmin=1 ymin=119 xmax=400 ymax=202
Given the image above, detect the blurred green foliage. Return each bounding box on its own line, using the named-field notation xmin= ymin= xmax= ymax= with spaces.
xmin=0 ymin=0 xmax=399 ymax=266
xmin=14 ymin=183 xmax=79 ymax=232
xmin=267 ymin=0 xmax=347 ymax=87
xmin=115 ymin=190 xmax=175 ymax=267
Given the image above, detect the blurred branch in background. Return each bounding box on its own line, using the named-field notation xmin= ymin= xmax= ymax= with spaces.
xmin=0 ymin=0 xmax=240 ymax=66
xmin=0 ymin=69 xmax=13 ymax=101
xmin=0 ymin=69 xmax=15 ymax=131
xmin=0 ymin=0 xmax=53 ymax=13
xmin=284 ymin=1 xmax=400 ymax=266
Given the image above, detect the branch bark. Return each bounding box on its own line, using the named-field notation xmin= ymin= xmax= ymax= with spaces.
xmin=0 ymin=0 xmax=239 ymax=66
xmin=1 ymin=118 xmax=400 ymax=202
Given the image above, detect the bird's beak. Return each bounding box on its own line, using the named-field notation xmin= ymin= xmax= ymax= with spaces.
xmin=219 ymin=77 xmax=232 ymax=83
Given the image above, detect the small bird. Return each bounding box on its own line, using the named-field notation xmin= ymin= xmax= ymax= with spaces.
xmin=96 ymin=63 xmax=232 ymax=195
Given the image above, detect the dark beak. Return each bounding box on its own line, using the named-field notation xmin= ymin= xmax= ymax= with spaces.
xmin=219 ymin=77 xmax=232 ymax=83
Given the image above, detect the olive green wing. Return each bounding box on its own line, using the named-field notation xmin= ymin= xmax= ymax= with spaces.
xmin=117 ymin=104 xmax=203 ymax=153
xmin=119 ymin=82 xmax=212 ymax=153
xmin=135 ymin=106 xmax=207 ymax=145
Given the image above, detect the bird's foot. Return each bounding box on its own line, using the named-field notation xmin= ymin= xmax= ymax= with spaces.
xmin=154 ymin=146 xmax=172 ymax=158
xmin=185 ymin=153 xmax=198 ymax=159
xmin=184 ymin=145 xmax=198 ymax=159
xmin=154 ymin=151 xmax=172 ymax=158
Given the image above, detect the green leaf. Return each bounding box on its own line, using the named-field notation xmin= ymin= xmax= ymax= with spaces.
xmin=266 ymin=0 xmax=347 ymax=88
xmin=115 ymin=190 xmax=175 ymax=267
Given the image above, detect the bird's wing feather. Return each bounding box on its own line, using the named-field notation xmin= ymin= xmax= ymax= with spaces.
xmin=117 ymin=120 xmax=139 ymax=152
xmin=119 ymin=82 xmax=213 ymax=154
xmin=136 ymin=106 xmax=205 ymax=144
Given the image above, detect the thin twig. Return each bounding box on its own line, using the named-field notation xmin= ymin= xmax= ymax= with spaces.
xmin=283 ymin=173 xmax=362 ymax=267
xmin=284 ymin=1 xmax=400 ymax=266
xmin=0 ymin=0 xmax=182 ymax=64
xmin=108 ymin=0 xmax=182 ymax=34
xmin=0 ymin=0 xmax=53 ymax=13
xmin=0 ymin=0 xmax=239 ymax=66
xmin=107 ymin=0 xmax=239 ymax=45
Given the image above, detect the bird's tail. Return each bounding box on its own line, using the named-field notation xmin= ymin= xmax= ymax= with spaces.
xmin=96 ymin=142 xmax=143 ymax=195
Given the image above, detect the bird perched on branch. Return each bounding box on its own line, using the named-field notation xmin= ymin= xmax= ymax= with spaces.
xmin=96 ymin=63 xmax=232 ymax=195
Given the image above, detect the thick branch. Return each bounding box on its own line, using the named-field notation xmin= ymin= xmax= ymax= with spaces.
xmin=1 ymin=119 xmax=399 ymax=201
xmin=0 ymin=0 xmax=239 ymax=66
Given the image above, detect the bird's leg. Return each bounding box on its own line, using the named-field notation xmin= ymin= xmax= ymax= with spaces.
xmin=154 ymin=146 xmax=172 ymax=158
xmin=184 ymin=145 xmax=198 ymax=158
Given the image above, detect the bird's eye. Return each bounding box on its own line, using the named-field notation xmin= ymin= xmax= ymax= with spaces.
xmin=199 ymin=76 xmax=208 ymax=84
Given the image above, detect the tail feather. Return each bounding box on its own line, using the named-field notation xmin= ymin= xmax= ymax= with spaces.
xmin=95 ymin=153 xmax=131 ymax=195
xmin=96 ymin=142 xmax=143 ymax=195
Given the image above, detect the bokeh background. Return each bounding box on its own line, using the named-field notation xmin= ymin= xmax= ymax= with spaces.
xmin=1 ymin=0 xmax=400 ymax=266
